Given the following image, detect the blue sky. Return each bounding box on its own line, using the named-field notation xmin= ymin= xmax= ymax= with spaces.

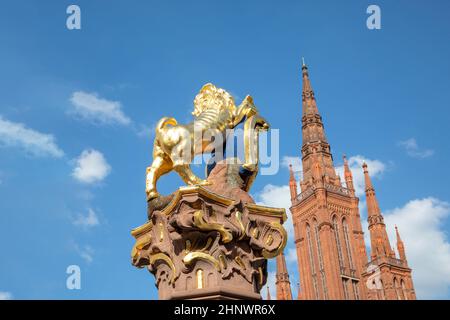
xmin=1 ymin=0 xmax=450 ymax=299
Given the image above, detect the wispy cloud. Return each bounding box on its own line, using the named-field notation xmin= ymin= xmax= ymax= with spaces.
xmin=262 ymin=271 xmax=276 ymax=300
xmin=285 ymin=247 xmax=298 ymax=264
xmin=336 ymin=155 xmax=386 ymax=197
xmin=384 ymin=197 xmax=450 ymax=299
xmin=0 ymin=115 xmax=64 ymax=158
xmin=281 ymin=155 xmax=302 ymax=178
xmin=398 ymin=138 xmax=434 ymax=159
xmin=72 ymin=149 xmax=111 ymax=184
xmin=73 ymin=243 xmax=95 ymax=264
xmin=69 ymin=91 xmax=131 ymax=126
xmin=72 ymin=208 xmax=100 ymax=229
xmin=256 ymin=184 xmax=293 ymax=235
xmin=257 ymin=154 xmax=387 ymax=300
xmin=135 ymin=123 xmax=155 ymax=139
xmin=259 ymin=153 xmax=450 ymax=299
xmin=255 ymin=160 xmax=300 ymax=301
xmin=0 ymin=291 xmax=12 ymax=300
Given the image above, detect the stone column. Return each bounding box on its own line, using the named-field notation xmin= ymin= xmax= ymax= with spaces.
xmin=131 ymin=161 xmax=287 ymax=300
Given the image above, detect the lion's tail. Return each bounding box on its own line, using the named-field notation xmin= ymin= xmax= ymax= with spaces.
xmin=155 ymin=117 xmax=177 ymax=138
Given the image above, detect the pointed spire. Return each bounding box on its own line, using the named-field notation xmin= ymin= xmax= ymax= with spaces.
xmin=276 ymin=252 xmax=293 ymax=300
xmin=363 ymin=162 xmax=380 ymax=216
xmin=289 ymin=164 xmax=298 ymax=200
xmin=362 ymin=162 xmax=375 ymax=194
xmin=301 ymin=59 xmax=319 ymax=116
xmin=298 ymin=61 xmax=340 ymax=188
xmin=396 ymin=225 xmax=407 ymax=263
xmin=363 ymin=162 xmax=394 ymax=259
xmin=363 ymin=162 xmax=383 ymax=218
xmin=395 ymin=225 xmax=402 ymax=241
xmin=343 ymin=155 xmax=355 ymax=193
xmin=266 ymin=285 xmax=271 ymax=300
xmin=297 ymin=282 xmax=304 ymax=300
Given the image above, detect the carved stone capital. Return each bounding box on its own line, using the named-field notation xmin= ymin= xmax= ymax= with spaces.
xmin=131 ymin=186 xmax=287 ymax=300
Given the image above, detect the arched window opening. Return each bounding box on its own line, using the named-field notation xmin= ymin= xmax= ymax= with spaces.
xmin=352 ymin=280 xmax=360 ymax=300
xmin=342 ymin=278 xmax=350 ymax=299
xmin=332 ymin=216 xmax=344 ymax=268
xmin=380 ymin=280 xmax=386 ymax=300
xmin=306 ymin=223 xmax=320 ymax=299
xmin=394 ymin=278 xmax=401 ymax=300
xmin=314 ymin=219 xmax=328 ymax=299
xmin=401 ymin=280 xmax=408 ymax=300
xmin=342 ymin=218 xmax=354 ymax=269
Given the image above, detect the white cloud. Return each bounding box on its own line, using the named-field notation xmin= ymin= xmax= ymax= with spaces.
xmin=262 ymin=266 xmax=298 ymax=300
xmin=79 ymin=246 xmax=94 ymax=264
xmin=73 ymin=243 xmax=95 ymax=264
xmin=281 ymin=156 xmax=302 ymax=173
xmin=258 ymin=154 xmax=450 ymax=299
xmin=383 ymin=197 xmax=450 ymax=299
xmin=286 ymin=247 xmax=298 ymax=264
xmin=135 ymin=123 xmax=155 ymax=138
xmin=256 ymin=184 xmax=293 ymax=236
xmin=0 ymin=291 xmax=12 ymax=300
xmin=72 ymin=149 xmax=111 ymax=184
xmin=398 ymin=138 xmax=434 ymax=159
xmin=69 ymin=91 xmax=131 ymax=126
xmin=256 ymin=154 xmax=388 ymax=300
xmin=72 ymin=208 xmax=100 ymax=229
xmin=262 ymin=271 xmax=276 ymax=300
xmin=255 ymin=182 xmax=299 ymax=300
xmin=282 ymin=154 xmax=386 ymax=198
xmin=336 ymin=155 xmax=386 ymax=197
xmin=0 ymin=115 xmax=64 ymax=158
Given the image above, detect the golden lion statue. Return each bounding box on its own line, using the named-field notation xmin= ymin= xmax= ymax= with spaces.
xmin=145 ymin=83 xmax=269 ymax=200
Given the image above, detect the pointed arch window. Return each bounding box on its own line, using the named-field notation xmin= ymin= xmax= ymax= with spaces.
xmin=380 ymin=279 xmax=386 ymax=300
xmin=394 ymin=278 xmax=401 ymax=300
xmin=342 ymin=279 xmax=350 ymax=299
xmin=306 ymin=223 xmax=320 ymax=299
xmin=314 ymin=219 xmax=329 ymax=299
xmin=401 ymin=280 xmax=408 ymax=300
xmin=333 ymin=215 xmax=348 ymax=299
xmin=332 ymin=216 xmax=345 ymax=269
xmin=342 ymin=218 xmax=354 ymax=269
xmin=374 ymin=280 xmax=382 ymax=300
xmin=352 ymin=280 xmax=360 ymax=300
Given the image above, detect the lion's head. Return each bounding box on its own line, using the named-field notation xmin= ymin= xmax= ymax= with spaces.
xmin=192 ymin=83 xmax=236 ymax=117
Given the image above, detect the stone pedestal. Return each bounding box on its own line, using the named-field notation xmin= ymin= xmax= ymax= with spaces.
xmin=131 ymin=163 xmax=287 ymax=300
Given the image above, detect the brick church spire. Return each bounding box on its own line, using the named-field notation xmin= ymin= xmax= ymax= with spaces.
xmin=289 ymin=164 xmax=298 ymax=200
xmin=343 ymin=155 xmax=355 ymax=194
xmin=395 ymin=225 xmax=407 ymax=264
xmin=300 ymin=60 xmax=340 ymax=190
xmin=266 ymin=285 xmax=271 ymax=300
xmin=363 ymin=162 xmax=395 ymax=259
xmin=287 ymin=61 xmax=415 ymax=300
xmin=276 ymin=251 xmax=293 ymax=300
xmin=301 ymin=58 xmax=320 ymax=116
xmin=297 ymin=282 xmax=304 ymax=300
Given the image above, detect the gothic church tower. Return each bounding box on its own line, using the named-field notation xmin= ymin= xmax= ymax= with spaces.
xmin=362 ymin=163 xmax=416 ymax=300
xmin=277 ymin=61 xmax=416 ymax=300
xmin=288 ymin=61 xmax=368 ymax=299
